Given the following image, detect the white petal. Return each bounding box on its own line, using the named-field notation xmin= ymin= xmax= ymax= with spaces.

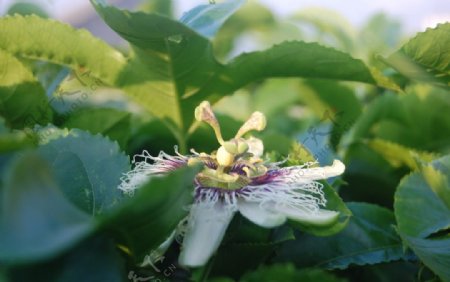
xmin=276 ymin=205 xmax=340 ymax=226
xmin=286 ymin=160 xmax=345 ymax=182
xmin=238 ymin=201 xmax=286 ymax=228
xmin=178 ymin=204 xmax=235 ymax=268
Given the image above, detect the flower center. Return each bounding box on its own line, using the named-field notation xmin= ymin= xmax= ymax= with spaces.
xmin=192 ymin=101 xmax=269 ymax=191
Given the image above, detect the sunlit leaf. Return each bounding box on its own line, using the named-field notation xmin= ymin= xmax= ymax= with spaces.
xmin=0 ymin=15 xmax=126 ymax=86
xmin=367 ymin=139 xmax=439 ymax=170
xmin=0 ymin=49 xmax=52 ymax=128
xmin=384 ymin=23 xmax=450 ymax=87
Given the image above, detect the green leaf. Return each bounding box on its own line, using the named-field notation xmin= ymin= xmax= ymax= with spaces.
xmin=287 ymin=142 xmax=316 ymax=166
xmin=347 ymin=85 xmax=450 ymax=153
xmin=0 ymin=14 xmax=126 ymax=86
xmin=180 ymin=0 xmax=245 ymax=38
xmin=394 ymin=155 xmax=450 ymax=281
xmin=0 ymin=153 xmax=94 ymax=264
xmin=384 ymin=23 xmax=450 ymax=87
xmin=0 ymin=49 xmax=52 ymax=128
xmin=289 ymin=180 xmax=351 ymax=236
xmin=197 ymin=41 xmax=395 ymax=102
xmin=91 ymin=0 xmax=221 ymax=136
xmin=100 ymin=166 xmax=196 ymax=260
xmin=63 ymin=108 xmax=132 ymax=149
xmin=36 ymin=129 xmax=130 ymax=215
xmin=277 ymin=203 xmax=413 ymax=269
xmin=8 ymin=235 xmax=126 ymax=282
xmin=367 ymin=138 xmax=439 ymax=170
xmin=241 ymin=264 xmax=346 ymax=282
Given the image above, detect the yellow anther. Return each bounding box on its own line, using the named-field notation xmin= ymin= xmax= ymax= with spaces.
xmin=235 ymin=112 xmax=267 ymax=138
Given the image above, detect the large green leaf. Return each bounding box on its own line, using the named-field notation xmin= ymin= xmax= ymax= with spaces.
xmin=384 ymin=23 xmax=450 ymax=87
xmin=277 ymin=203 xmax=413 ymax=269
xmin=394 ymin=155 xmax=450 ymax=281
xmin=0 ymin=153 xmax=94 ymax=264
xmin=36 ymin=129 xmax=130 ymax=215
xmin=100 ymin=166 xmax=196 ymax=260
xmin=0 ymin=15 xmax=126 ymax=86
xmin=0 ymin=49 xmax=51 ymax=129
xmin=91 ymin=0 xmax=220 ymax=135
xmin=240 ymin=264 xmax=346 ymax=282
xmin=192 ymin=41 xmax=397 ymax=107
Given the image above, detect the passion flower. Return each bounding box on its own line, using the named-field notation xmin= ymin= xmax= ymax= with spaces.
xmin=119 ymin=101 xmax=345 ymax=268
